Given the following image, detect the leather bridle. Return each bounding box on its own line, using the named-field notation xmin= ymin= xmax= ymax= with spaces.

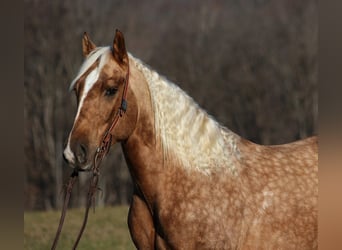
xmin=51 ymin=62 xmax=130 ymax=250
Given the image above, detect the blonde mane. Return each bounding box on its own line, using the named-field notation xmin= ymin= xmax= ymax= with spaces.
xmin=130 ymin=55 xmax=241 ymax=175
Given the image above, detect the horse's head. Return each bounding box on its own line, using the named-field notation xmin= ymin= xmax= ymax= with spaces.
xmin=63 ymin=30 xmax=138 ymax=170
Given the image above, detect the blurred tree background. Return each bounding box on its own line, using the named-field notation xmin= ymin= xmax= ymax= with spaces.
xmin=24 ymin=0 xmax=317 ymax=211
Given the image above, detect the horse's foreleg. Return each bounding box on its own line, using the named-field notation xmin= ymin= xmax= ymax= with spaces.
xmin=128 ymin=193 xmax=155 ymax=249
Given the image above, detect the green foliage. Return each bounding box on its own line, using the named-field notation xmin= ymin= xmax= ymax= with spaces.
xmin=24 ymin=206 xmax=135 ymax=250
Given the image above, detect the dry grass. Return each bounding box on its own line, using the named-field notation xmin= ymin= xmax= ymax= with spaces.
xmin=24 ymin=206 xmax=135 ymax=249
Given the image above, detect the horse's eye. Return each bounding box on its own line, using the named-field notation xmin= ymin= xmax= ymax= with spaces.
xmin=105 ymin=87 xmax=118 ymax=96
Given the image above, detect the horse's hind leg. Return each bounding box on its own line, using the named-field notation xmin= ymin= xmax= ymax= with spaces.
xmin=128 ymin=193 xmax=155 ymax=249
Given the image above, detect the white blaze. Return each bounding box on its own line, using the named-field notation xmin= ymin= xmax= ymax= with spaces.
xmin=63 ymin=68 xmax=100 ymax=164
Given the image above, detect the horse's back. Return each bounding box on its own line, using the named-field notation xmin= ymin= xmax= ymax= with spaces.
xmin=267 ymin=136 xmax=318 ymax=176
xmin=269 ymin=135 xmax=317 ymax=155
xmin=251 ymin=135 xmax=318 ymax=171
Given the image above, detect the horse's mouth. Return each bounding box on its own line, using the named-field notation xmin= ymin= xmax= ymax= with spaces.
xmin=64 ymin=158 xmax=93 ymax=172
xmin=74 ymin=164 xmax=93 ymax=172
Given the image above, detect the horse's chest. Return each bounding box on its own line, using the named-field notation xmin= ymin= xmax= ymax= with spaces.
xmin=156 ymin=175 xmax=246 ymax=248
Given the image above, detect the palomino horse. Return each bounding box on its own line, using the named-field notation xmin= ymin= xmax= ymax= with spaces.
xmin=63 ymin=30 xmax=318 ymax=249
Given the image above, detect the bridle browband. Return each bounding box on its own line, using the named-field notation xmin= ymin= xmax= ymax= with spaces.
xmin=51 ymin=61 xmax=130 ymax=250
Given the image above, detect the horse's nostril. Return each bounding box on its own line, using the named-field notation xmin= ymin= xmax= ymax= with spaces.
xmin=76 ymin=143 xmax=88 ymax=164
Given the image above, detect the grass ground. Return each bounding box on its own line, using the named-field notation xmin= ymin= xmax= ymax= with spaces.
xmin=24 ymin=206 xmax=135 ymax=250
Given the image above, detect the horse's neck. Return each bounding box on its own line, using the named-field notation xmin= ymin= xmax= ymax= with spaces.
xmin=125 ymin=55 xmax=240 ymax=178
xmin=130 ymin=55 xmax=242 ymax=176
xmin=122 ymin=57 xmax=246 ymax=200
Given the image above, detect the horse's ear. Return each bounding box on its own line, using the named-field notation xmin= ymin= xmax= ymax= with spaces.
xmin=112 ymin=29 xmax=128 ymax=66
xmin=82 ymin=32 xmax=96 ymax=57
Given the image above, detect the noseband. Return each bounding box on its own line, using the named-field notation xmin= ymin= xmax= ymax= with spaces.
xmin=51 ymin=63 xmax=130 ymax=250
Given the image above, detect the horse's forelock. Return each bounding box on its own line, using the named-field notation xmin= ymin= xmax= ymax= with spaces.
xmin=69 ymin=46 xmax=111 ymax=91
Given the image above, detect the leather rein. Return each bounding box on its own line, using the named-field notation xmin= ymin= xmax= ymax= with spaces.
xmin=51 ymin=63 xmax=130 ymax=250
